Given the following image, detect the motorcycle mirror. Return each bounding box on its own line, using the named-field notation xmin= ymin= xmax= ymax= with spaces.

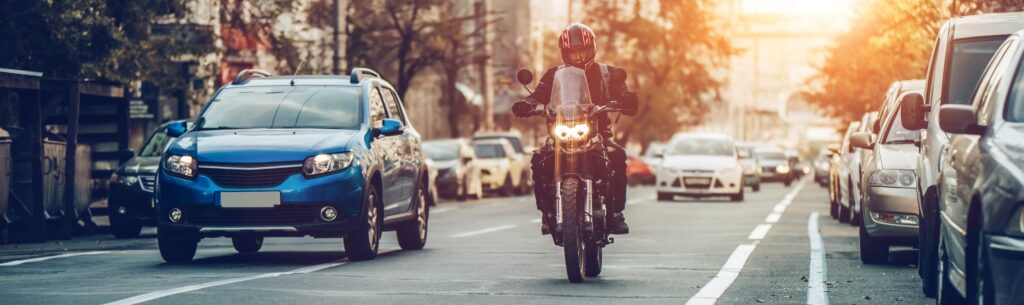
xmin=516 ymin=69 xmax=534 ymax=85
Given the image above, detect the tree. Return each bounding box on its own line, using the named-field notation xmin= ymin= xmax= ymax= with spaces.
xmin=582 ymin=0 xmax=736 ymax=146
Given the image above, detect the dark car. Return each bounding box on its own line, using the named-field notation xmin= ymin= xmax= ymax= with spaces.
xmin=932 ymin=29 xmax=1024 ymax=305
xmin=423 ymin=138 xmax=482 ymax=200
xmin=107 ymin=121 xmax=186 ymax=238
xmin=156 ymin=68 xmax=430 ymax=263
xmin=755 ymin=148 xmax=793 ymax=186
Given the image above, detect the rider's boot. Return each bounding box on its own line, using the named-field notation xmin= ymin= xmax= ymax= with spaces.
xmin=608 ymin=212 xmax=630 ymax=234
xmin=535 ymin=182 xmax=556 ymax=235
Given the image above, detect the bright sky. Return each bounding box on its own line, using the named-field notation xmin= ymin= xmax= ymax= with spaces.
xmin=741 ymin=0 xmax=852 ymax=16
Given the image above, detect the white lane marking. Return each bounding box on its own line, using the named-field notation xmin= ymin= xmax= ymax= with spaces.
xmin=685 ymin=179 xmax=808 ymax=305
xmin=807 ymin=212 xmax=829 ymax=305
xmin=449 ymin=224 xmax=517 ymax=238
xmin=0 ymin=251 xmax=110 ymax=267
xmin=530 ymin=218 xmax=542 ymax=224
xmin=685 ymin=244 xmax=757 ymax=305
xmin=103 ymin=261 xmax=345 ymax=305
xmin=764 ymin=212 xmax=781 ymax=223
xmin=431 ymin=206 xmax=459 ymax=214
xmin=747 ymin=224 xmax=772 ymax=240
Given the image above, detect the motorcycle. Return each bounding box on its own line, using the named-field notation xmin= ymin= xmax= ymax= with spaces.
xmin=515 ymin=67 xmax=620 ymax=283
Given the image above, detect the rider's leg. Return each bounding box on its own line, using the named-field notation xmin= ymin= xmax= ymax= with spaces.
xmin=531 ymin=148 xmax=556 ymax=234
xmin=605 ymin=140 xmax=630 ymax=234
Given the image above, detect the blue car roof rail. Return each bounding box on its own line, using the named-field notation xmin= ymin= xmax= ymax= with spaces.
xmin=349 ymin=67 xmax=381 ymax=84
xmin=232 ymin=69 xmax=272 ymax=85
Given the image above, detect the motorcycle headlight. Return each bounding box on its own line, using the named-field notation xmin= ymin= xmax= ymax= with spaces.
xmin=552 ymin=122 xmax=590 ymax=141
xmin=868 ymin=169 xmax=916 ymax=188
xmin=304 ymin=152 xmax=354 ymax=177
xmin=776 ymin=164 xmax=790 ymax=174
xmin=164 ymin=155 xmax=197 ymax=178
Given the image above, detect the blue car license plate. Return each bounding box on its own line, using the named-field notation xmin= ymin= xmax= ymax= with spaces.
xmin=219 ymin=191 xmax=280 ymax=208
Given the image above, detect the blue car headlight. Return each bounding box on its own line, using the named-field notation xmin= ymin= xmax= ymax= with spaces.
xmin=304 ymin=152 xmax=354 ymax=177
xmin=165 ymin=155 xmax=197 ymax=178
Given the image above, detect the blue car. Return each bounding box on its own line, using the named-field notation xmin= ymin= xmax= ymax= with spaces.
xmin=156 ymin=68 xmax=430 ymax=263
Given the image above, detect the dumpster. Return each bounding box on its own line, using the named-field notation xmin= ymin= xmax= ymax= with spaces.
xmin=41 ymin=139 xmax=66 ymax=220
xmin=0 ymin=128 xmax=10 ymax=243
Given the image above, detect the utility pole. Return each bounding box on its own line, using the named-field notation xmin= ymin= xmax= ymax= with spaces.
xmin=476 ymin=0 xmax=494 ymax=131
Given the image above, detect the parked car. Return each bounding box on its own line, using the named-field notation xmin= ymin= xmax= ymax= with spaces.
xmin=108 ymin=121 xmax=187 ymax=238
xmin=423 ymin=139 xmax=482 ymax=200
xmin=897 ymin=12 xmax=1024 ymax=297
xmin=656 ymin=133 xmax=744 ymax=202
xmin=626 ymin=154 xmax=656 ymax=186
xmin=813 ymin=147 xmax=833 ymax=187
xmin=473 ymin=131 xmax=530 ymax=194
xmin=849 ymin=111 xmax=882 ymax=225
xmin=932 ymin=29 xmax=1024 ymax=305
xmin=850 ymin=89 xmax=925 ymax=264
xmin=756 ymin=147 xmax=794 ymax=186
xmin=737 ymin=144 xmax=762 ymax=191
xmin=473 ymin=139 xmax=519 ymax=196
xmin=642 ymin=141 xmax=666 ymax=174
xmin=156 ymin=68 xmax=431 ymax=263
xmin=831 ymin=122 xmax=859 ymax=221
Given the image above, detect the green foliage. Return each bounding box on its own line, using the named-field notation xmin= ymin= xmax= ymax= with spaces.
xmin=584 ymin=0 xmax=736 ymax=146
xmin=0 ymin=0 xmax=214 ymax=91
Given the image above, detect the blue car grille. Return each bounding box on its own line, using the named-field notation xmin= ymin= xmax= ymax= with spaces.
xmin=198 ymin=162 xmax=302 ymax=188
xmin=182 ymin=205 xmax=327 ymax=226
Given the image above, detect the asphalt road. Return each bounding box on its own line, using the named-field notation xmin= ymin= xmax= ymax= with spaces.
xmin=0 ymin=179 xmax=931 ymax=305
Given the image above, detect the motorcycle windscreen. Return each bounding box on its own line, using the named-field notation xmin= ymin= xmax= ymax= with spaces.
xmin=550 ymin=67 xmax=593 ymax=122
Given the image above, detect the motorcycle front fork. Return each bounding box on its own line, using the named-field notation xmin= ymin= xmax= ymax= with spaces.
xmin=553 ymin=179 xmax=612 ymax=247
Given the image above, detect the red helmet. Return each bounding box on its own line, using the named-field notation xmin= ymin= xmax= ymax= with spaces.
xmin=559 ymin=23 xmax=596 ymax=68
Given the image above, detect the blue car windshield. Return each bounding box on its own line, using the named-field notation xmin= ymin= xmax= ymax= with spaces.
xmin=200 ymin=86 xmax=362 ymax=130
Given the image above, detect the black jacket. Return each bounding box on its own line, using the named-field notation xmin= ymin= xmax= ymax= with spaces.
xmin=525 ymin=63 xmax=638 ymax=135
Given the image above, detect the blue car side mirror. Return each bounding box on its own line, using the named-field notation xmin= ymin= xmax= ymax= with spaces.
xmin=166 ymin=120 xmax=188 ymax=137
xmin=377 ymin=118 xmax=404 ymax=136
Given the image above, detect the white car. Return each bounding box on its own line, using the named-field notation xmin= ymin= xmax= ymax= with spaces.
xmin=657 ymin=133 xmax=745 ymax=202
xmin=473 ymin=131 xmax=530 ymax=194
xmin=473 ymin=139 xmax=520 ymax=196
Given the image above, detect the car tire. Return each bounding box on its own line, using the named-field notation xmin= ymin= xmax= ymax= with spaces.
xmin=396 ymin=183 xmax=429 ymax=250
xmin=232 ymin=236 xmax=263 ymax=254
xmin=752 ymin=183 xmax=760 ymax=192
xmin=783 ymin=179 xmax=792 ymax=187
xmin=839 ymin=204 xmax=850 ymax=224
xmin=345 ymin=184 xmax=382 ymax=261
xmin=921 ymin=191 xmax=940 ymax=297
xmin=110 ymin=210 xmax=142 ymax=239
xmin=937 ymin=229 xmax=966 ymax=305
xmin=830 ymin=198 xmax=838 ymax=220
xmin=730 ymin=188 xmax=744 ymax=202
xmin=158 ymin=231 xmax=198 ymax=264
xmin=657 ymin=192 xmax=673 ymax=202
xmin=859 ymin=224 xmax=888 ymax=264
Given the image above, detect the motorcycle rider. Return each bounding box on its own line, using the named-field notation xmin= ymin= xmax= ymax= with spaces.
xmin=513 ymin=23 xmax=638 ymax=235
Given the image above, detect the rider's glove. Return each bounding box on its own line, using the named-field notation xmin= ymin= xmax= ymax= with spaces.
xmin=513 ymin=100 xmax=536 ymax=118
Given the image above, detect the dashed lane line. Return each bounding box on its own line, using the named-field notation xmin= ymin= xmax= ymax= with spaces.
xmin=684 ymin=179 xmax=808 ymax=305
xmin=448 ymin=224 xmax=518 ymax=238
xmin=0 ymin=251 xmax=110 ymax=267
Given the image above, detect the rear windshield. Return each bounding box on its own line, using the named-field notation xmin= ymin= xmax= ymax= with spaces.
xmin=475 ymin=136 xmax=523 ymax=154
xmin=199 ymin=86 xmax=362 ymax=130
xmin=474 ymin=144 xmax=506 ymax=158
xmin=669 ymin=138 xmax=734 ymax=156
xmin=423 ymin=141 xmax=460 ymax=161
xmin=756 ymin=152 xmax=786 ymax=161
xmin=947 ymin=38 xmax=1005 ymax=105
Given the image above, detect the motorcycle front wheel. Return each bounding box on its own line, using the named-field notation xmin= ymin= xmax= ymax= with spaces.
xmin=560 ymin=177 xmax=586 ymax=283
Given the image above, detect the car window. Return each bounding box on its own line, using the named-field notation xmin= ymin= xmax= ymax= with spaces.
xmin=476 ymin=136 xmax=524 ymax=154
xmin=1005 ymin=45 xmax=1024 ymax=122
xmin=975 ymin=38 xmax=1017 ymax=126
xmin=139 ymin=129 xmax=173 ymax=157
xmin=381 ymin=87 xmax=406 ymax=125
xmin=423 ymin=141 xmax=459 ymax=161
xmin=369 ymin=88 xmax=386 ymax=128
xmin=474 ymin=143 xmax=506 ymax=158
xmin=756 ymin=151 xmax=786 ymax=161
xmin=200 ymin=86 xmax=362 ymax=130
xmin=669 ymin=138 xmax=734 ymax=156
xmin=946 ymin=38 xmax=1005 ymax=105
xmin=926 ymin=31 xmax=943 ymax=106
xmin=882 ymin=107 xmax=921 ymax=144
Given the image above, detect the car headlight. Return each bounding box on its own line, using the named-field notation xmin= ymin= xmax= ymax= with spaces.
xmin=868 ymin=169 xmax=916 ymax=188
xmin=304 ymin=152 xmax=354 ymax=177
xmin=1008 ymin=206 xmax=1024 ymax=237
xmin=776 ymin=164 xmax=790 ymax=174
xmin=552 ymin=122 xmax=590 ymax=141
xmin=118 ymin=175 xmax=139 ymax=186
xmin=164 ymin=155 xmax=197 ymax=178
